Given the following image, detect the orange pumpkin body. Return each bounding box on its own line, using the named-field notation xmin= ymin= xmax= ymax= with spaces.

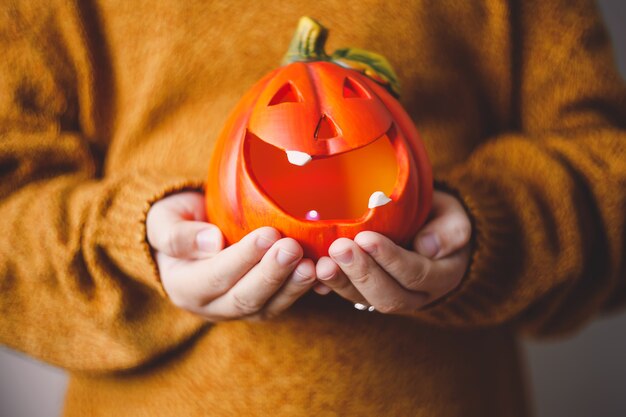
xmin=206 ymin=20 xmax=432 ymax=260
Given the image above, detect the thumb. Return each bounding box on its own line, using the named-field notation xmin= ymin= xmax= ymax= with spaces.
xmin=155 ymin=221 xmax=224 ymax=259
xmin=146 ymin=192 xmax=224 ymax=259
xmin=414 ymin=191 xmax=472 ymax=260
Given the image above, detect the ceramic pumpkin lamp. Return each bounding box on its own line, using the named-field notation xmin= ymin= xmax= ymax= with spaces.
xmin=206 ymin=16 xmax=433 ymax=259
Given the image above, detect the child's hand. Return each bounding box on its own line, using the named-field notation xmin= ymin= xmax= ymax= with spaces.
xmin=146 ymin=192 xmax=316 ymax=322
xmin=314 ymin=191 xmax=471 ymax=315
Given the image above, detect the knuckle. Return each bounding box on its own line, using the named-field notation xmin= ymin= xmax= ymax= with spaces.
xmin=405 ymin=262 xmax=431 ymax=290
xmin=259 ymin=263 xmax=287 ymax=287
xmin=379 ymin=252 xmax=403 ymax=275
xmin=262 ymin=273 xmax=285 ymax=287
xmin=350 ymin=269 xmax=372 ymax=285
xmin=231 ymin=293 xmax=262 ymax=316
xmin=205 ymin=273 xmax=230 ymax=293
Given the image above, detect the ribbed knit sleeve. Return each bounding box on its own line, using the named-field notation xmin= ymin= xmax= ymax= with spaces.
xmin=0 ymin=3 xmax=206 ymax=371
xmin=414 ymin=0 xmax=626 ymax=335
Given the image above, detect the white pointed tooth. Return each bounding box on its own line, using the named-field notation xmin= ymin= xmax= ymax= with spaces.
xmin=286 ymin=150 xmax=312 ymax=166
xmin=368 ymin=191 xmax=392 ymax=209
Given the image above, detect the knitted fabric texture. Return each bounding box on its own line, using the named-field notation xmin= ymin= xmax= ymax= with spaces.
xmin=0 ymin=1 xmax=624 ymax=416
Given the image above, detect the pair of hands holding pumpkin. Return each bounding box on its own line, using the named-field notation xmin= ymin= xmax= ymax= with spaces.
xmin=147 ymin=190 xmax=471 ymax=321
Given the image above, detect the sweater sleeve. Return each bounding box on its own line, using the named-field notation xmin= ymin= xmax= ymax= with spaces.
xmin=0 ymin=4 xmax=206 ymax=372
xmin=414 ymin=0 xmax=626 ymax=336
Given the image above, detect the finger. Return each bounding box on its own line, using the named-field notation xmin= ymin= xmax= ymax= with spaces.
xmin=147 ymin=191 xmax=207 ymax=238
xmin=153 ymin=221 xmax=224 ymax=260
xmin=421 ymin=245 xmax=471 ymax=303
xmin=160 ymin=227 xmax=281 ymax=306
xmin=313 ymin=283 xmax=332 ymax=295
xmin=203 ymin=238 xmax=303 ymax=319
xmin=352 ymin=231 xmax=470 ymax=307
xmin=155 ymin=191 xmax=207 ymax=221
xmin=315 ymin=256 xmax=367 ymax=304
xmin=329 ymin=239 xmax=427 ymax=314
xmin=254 ymin=258 xmax=316 ymax=320
xmin=147 ymin=192 xmax=218 ymax=259
xmin=169 ymin=191 xmax=208 ymax=221
xmin=354 ymin=231 xmax=447 ymax=295
xmin=414 ymin=191 xmax=472 ymax=260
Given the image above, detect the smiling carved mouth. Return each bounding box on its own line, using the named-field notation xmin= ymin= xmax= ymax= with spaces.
xmin=244 ymin=127 xmax=401 ymax=222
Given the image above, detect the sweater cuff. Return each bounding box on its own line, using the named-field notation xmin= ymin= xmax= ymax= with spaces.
xmin=414 ymin=170 xmax=522 ymax=326
xmin=95 ymin=171 xmax=206 ymax=297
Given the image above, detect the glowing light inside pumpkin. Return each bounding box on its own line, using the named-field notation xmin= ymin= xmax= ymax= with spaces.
xmin=305 ymin=210 xmax=320 ymax=221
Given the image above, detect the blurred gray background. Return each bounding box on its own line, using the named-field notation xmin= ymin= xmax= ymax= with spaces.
xmin=1 ymin=1 xmax=625 ymax=416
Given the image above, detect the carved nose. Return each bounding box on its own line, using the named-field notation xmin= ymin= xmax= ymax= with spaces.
xmin=314 ymin=114 xmax=339 ymax=140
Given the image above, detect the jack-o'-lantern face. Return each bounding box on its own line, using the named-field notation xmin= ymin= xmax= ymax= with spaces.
xmin=205 ymin=17 xmax=432 ymax=259
xmin=245 ymin=62 xmax=407 ymax=222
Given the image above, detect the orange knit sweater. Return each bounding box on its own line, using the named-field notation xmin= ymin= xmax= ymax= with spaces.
xmin=1 ymin=1 xmax=625 ymax=416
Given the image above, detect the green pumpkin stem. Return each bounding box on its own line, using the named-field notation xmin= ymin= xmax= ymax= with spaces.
xmin=281 ymin=16 xmax=401 ymax=98
xmin=282 ymin=17 xmax=330 ymax=64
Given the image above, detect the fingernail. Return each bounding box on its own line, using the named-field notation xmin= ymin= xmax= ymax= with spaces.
xmin=196 ymin=228 xmax=220 ymax=252
xmin=317 ymin=271 xmax=336 ymax=281
xmin=256 ymin=234 xmax=276 ymax=250
xmin=294 ymin=268 xmax=313 ymax=282
xmin=417 ymin=233 xmax=440 ymax=258
xmin=276 ymin=248 xmax=299 ymax=266
xmin=331 ymin=249 xmax=353 ymax=265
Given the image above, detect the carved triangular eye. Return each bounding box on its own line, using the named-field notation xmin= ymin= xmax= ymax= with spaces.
xmin=269 ymin=82 xmax=302 ymax=106
xmin=343 ymin=77 xmax=371 ymax=99
xmin=314 ymin=114 xmax=339 ymax=139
